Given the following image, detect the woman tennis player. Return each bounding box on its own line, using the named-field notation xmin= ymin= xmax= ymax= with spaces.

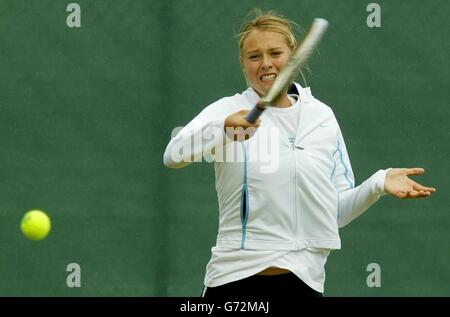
xmin=163 ymin=10 xmax=436 ymax=298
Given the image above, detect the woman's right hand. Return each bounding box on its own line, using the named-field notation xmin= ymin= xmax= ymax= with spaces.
xmin=224 ymin=109 xmax=261 ymax=141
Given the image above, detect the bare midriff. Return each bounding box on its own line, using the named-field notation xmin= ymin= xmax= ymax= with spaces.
xmin=256 ymin=267 xmax=291 ymax=276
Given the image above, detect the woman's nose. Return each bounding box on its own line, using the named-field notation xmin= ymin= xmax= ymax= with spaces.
xmin=261 ymin=56 xmax=273 ymax=70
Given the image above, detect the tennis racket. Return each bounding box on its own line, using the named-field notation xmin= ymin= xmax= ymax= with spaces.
xmin=245 ymin=18 xmax=329 ymax=123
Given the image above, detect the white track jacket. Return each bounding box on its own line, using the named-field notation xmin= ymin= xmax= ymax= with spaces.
xmin=164 ymin=83 xmax=387 ymax=251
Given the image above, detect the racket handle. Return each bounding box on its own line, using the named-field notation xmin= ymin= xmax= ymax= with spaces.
xmin=245 ymin=105 xmax=265 ymax=123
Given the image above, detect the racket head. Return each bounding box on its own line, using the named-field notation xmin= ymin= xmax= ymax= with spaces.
xmin=261 ymin=18 xmax=329 ymax=106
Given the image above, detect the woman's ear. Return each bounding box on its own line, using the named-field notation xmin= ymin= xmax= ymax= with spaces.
xmin=240 ymin=56 xmax=250 ymax=87
xmin=240 ymin=57 xmax=246 ymax=75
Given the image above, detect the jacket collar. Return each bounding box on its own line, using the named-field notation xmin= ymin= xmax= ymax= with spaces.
xmin=243 ymin=82 xmax=314 ymax=105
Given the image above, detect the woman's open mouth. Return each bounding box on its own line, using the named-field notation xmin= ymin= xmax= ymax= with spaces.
xmin=260 ymin=73 xmax=277 ymax=83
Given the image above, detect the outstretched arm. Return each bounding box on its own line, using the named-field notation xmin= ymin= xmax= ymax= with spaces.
xmin=337 ymin=167 xmax=436 ymax=228
xmin=384 ymin=168 xmax=436 ymax=199
xmin=331 ymin=116 xmax=437 ymax=227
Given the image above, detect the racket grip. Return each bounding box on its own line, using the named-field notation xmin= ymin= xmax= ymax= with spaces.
xmin=245 ymin=106 xmax=265 ymax=123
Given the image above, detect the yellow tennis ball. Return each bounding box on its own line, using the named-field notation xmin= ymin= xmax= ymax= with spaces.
xmin=20 ymin=210 xmax=51 ymax=241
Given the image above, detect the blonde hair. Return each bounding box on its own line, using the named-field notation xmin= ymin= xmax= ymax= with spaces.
xmin=237 ymin=9 xmax=298 ymax=57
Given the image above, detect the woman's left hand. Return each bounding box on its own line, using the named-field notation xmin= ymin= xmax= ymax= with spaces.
xmin=384 ymin=168 xmax=436 ymax=199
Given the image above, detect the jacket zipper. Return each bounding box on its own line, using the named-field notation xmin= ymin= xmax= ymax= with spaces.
xmin=291 ymin=142 xmax=298 ymax=236
xmin=240 ymin=142 xmax=249 ymax=249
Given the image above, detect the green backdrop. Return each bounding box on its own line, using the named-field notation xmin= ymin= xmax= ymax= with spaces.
xmin=0 ymin=0 xmax=448 ymax=296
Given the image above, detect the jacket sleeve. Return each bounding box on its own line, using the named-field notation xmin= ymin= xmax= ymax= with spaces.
xmin=163 ymin=98 xmax=235 ymax=169
xmin=331 ymin=123 xmax=389 ymax=228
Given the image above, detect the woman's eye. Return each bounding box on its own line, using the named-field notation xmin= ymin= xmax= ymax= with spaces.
xmin=249 ymin=55 xmax=259 ymax=60
xmin=272 ymin=52 xmax=282 ymax=56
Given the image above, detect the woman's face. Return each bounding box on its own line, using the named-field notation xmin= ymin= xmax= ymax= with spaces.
xmin=241 ymin=30 xmax=292 ymax=96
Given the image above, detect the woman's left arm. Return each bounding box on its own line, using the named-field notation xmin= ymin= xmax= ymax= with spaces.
xmin=332 ymin=124 xmax=436 ymax=228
